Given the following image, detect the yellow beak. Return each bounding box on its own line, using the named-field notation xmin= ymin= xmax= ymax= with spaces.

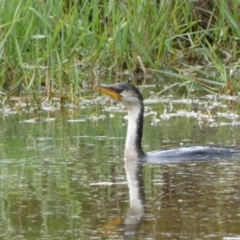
xmin=93 ymin=86 xmax=122 ymax=101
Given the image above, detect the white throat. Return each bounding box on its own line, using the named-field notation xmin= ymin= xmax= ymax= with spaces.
xmin=124 ymin=104 xmax=142 ymax=160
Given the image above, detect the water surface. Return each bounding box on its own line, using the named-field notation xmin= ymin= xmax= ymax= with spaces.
xmin=0 ymin=95 xmax=240 ymax=239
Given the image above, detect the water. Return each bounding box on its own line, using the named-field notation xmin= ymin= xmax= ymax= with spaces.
xmin=0 ymin=96 xmax=240 ymax=239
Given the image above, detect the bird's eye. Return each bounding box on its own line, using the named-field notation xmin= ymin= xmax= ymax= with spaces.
xmin=117 ymin=89 xmax=124 ymax=94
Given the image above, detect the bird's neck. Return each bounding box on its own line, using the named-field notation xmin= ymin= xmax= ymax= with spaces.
xmin=124 ymin=102 xmax=144 ymax=160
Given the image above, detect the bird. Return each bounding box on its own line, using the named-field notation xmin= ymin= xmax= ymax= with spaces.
xmin=93 ymin=83 xmax=240 ymax=163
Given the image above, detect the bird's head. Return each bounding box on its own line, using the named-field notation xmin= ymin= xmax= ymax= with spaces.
xmin=93 ymin=83 xmax=143 ymax=109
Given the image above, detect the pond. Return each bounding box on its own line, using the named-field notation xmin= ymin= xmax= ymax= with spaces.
xmin=0 ymin=89 xmax=240 ymax=239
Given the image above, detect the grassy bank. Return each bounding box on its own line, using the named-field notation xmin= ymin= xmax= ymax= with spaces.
xmin=1 ymin=0 xmax=240 ymax=103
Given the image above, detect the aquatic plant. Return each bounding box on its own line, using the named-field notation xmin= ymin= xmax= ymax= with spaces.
xmin=0 ymin=0 xmax=240 ymax=103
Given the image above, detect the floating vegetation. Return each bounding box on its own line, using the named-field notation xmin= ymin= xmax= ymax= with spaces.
xmin=67 ymin=118 xmax=87 ymax=123
xmin=20 ymin=117 xmax=56 ymax=123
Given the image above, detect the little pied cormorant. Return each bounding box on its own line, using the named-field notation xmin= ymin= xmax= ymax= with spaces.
xmin=94 ymin=83 xmax=240 ymax=162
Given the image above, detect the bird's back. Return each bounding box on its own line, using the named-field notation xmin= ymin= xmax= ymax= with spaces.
xmin=144 ymin=145 xmax=240 ymax=163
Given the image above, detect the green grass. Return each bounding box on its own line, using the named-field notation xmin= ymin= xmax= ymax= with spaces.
xmin=1 ymin=0 xmax=240 ymax=103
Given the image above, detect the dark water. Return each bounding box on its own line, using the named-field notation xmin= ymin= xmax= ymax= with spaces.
xmin=0 ymin=100 xmax=240 ymax=240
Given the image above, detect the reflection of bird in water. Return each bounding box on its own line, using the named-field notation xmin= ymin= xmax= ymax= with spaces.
xmin=123 ymin=159 xmax=144 ymax=236
xmin=98 ymin=159 xmax=145 ymax=238
xmin=94 ymin=83 xmax=240 ymax=162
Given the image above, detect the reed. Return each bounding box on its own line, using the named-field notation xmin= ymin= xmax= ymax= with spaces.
xmin=0 ymin=0 xmax=240 ymax=103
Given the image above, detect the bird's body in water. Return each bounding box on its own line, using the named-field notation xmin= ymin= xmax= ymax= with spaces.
xmin=94 ymin=83 xmax=240 ymax=162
